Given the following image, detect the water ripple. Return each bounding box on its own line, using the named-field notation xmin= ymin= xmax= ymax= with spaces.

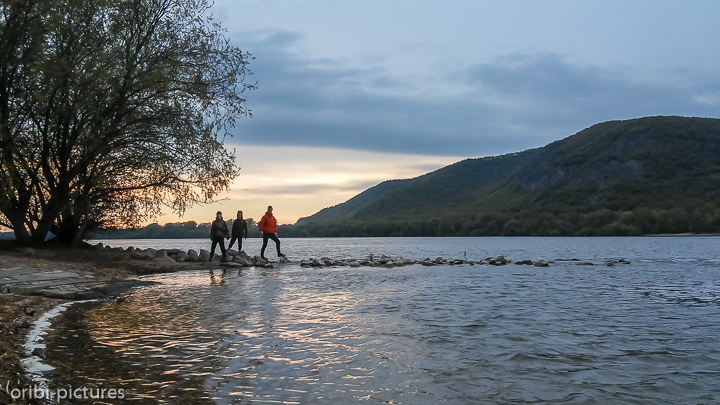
xmin=42 ymin=237 xmax=720 ymax=404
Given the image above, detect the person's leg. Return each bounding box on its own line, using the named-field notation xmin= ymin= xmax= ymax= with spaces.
xmin=238 ymin=237 xmax=243 ymax=252
xmin=228 ymin=236 xmax=237 ymax=249
xmin=210 ymin=240 xmax=218 ymax=260
xmin=270 ymin=234 xmax=282 ymax=256
xmin=261 ymin=234 xmax=270 ymax=259
xmin=219 ymin=239 xmax=227 ymax=259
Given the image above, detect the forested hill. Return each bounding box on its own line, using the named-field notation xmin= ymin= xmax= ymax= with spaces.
xmin=284 ymin=116 xmax=720 ymax=236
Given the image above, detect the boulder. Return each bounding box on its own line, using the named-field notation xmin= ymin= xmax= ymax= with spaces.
xmin=156 ymin=249 xmax=168 ymax=257
xmin=94 ymin=242 xmax=104 ymax=250
xmin=174 ymin=251 xmax=187 ymax=262
xmin=111 ymin=247 xmax=124 ymax=253
xmin=349 ymin=261 xmax=360 ymax=267
xmin=233 ymin=257 xmax=252 ymax=266
xmin=186 ymin=249 xmax=199 ymax=262
xmin=489 ymin=256 xmax=511 ymax=266
xmin=515 ymin=259 xmax=533 ymax=265
xmin=125 ymin=246 xmax=135 ymax=252
xmin=605 ymin=261 xmax=616 ymax=267
xmin=131 ymin=250 xmax=155 ymax=261
xmin=198 ymin=249 xmax=210 ymax=261
xmin=534 ymin=260 xmax=550 ymax=267
xmin=311 ymin=259 xmax=323 ymax=267
xmin=154 ymin=255 xmax=177 ymax=265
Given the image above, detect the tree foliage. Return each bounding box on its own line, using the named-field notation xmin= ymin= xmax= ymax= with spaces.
xmin=0 ymin=0 xmax=254 ymax=246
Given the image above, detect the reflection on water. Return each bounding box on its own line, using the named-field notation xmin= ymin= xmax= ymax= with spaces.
xmin=44 ymin=237 xmax=720 ymax=404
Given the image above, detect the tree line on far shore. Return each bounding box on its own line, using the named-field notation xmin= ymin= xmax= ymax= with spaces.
xmin=98 ymin=219 xmax=261 ymax=239
xmin=91 ymin=204 xmax=720 ymax=239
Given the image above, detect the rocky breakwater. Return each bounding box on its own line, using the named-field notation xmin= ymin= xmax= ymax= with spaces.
xmin=297 ymin=254 xmax=553 ymax=268
xmin=112 ymin=243 xmax=287 ymax=270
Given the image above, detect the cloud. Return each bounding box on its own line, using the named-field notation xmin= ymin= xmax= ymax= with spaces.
xmin=228 ymin=30 xmax=720 ymax=157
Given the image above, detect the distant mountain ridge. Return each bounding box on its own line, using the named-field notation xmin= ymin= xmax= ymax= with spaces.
xmin=286 ymin=116 xmax=720 ymax=236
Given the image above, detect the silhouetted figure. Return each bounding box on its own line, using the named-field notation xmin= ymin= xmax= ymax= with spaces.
xmin=210 ymin=211 xmax=229 ymax=261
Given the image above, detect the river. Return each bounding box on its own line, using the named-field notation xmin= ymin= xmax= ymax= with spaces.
xmin=39 ymin=237 xmax=720 ymax=404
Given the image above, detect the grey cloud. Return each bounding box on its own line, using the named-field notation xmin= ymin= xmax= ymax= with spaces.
xmin=229 ymin=32 xmax=720 ymax=157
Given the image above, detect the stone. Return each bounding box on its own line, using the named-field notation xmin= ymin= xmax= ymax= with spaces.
xmin=534 ymin=260 xmax=550 ymax=267
xmin=94 ymin=242 xmax=104 ymax=250
xmin=233 ymin=257 xmax=252 ymax=266
xmin=311 ymin=259 xmax=323 ymax=267
xmin=349 ymin=261 xmax=360 ymax=267
xmin=489 ymin=255 xmax=511 ymax=266
xmin=111 ymin=247 xmax=124 ymax=252
xmin=174 ymin=251 xmax=187 ymax=262
xmin=1 ymin=284 xmax=9 ymax=294
xmin=125 ymin=246 xmax=135 ymax=252
xmin=515 ymin=259 xmax=533 ymax=265
xmin=198 ymin=249 xmax=210 ymax=261
xmin=156 ymin=249 xmax=168 ymax=257
xmin=31 ymin=347 xmax=45 ymax=359
xmin=187 ymin=249 xmax=199 ymax=262
xmin=154 ymin=255 xmax=177 ymax=265
xmin=605 ymin=261 xmax=616 ymax=267
xmin=131 ymin=250 xmax=155 ymax=260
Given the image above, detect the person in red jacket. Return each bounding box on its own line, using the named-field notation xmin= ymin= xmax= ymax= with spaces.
xmin=259 ymin=205 xmax=285 ymax=260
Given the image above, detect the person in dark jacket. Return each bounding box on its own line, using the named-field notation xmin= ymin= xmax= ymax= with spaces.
xmin=228 ymin=210 xmax=248 ymax=252
xmin=209 ymin=211 xmax=229 ymax=261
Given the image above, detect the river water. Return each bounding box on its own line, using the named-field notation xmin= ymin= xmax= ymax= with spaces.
xmin=41 ymin=237 xmax=720 ymax=404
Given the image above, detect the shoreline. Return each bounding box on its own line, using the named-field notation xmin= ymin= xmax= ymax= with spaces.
xmin=0 ymin=241 xmax=226 ymax=402
xmin=0 ymin=238 xmax=636 ymax=402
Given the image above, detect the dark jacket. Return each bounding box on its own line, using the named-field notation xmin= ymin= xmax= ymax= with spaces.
xmin=210 ymin=218 xmax=229 ymax=241
xmin=231 ymin=219 xmax=248 ymax=237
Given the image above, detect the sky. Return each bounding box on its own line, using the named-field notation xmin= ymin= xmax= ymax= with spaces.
xmin=158 ymin=0 xmax=720 ymax=225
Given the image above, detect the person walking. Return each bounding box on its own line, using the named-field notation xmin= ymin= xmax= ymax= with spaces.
xmin=228 ymin=210 xmax=248 ymax=252
xmin=259 ymin=205 xmax=285 ymax=260
xmin=209 ymin=211 xmax=229 ymax=261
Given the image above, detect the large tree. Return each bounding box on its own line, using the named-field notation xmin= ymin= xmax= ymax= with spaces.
xmin=0 ymin=0 xmax=254 ymax=246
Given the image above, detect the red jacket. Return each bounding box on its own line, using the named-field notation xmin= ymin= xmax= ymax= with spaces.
xmin=259 ymin=212 xmax=277 ymax=233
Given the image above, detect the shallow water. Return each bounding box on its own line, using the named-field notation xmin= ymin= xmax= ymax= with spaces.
xmin=43 ymin=237 xmax=720 ymax=404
